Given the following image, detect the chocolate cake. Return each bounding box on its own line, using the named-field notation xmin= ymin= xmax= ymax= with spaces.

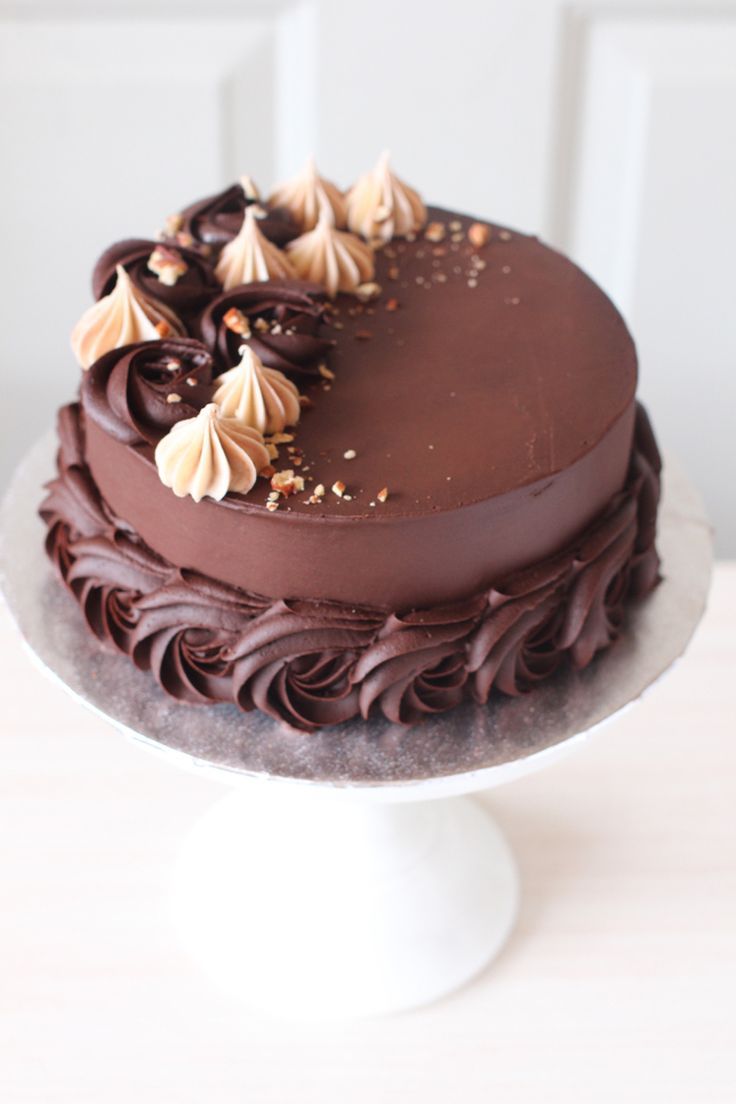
xmin=41 ymin=155 xmax=661 ymax=732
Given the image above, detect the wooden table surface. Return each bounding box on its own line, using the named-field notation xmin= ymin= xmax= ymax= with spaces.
xmin=1 ymin=564 xmax=734 ymax=1104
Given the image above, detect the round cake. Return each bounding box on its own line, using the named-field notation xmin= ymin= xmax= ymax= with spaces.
xmin=41 ymin=155 xmax=661 ymax=731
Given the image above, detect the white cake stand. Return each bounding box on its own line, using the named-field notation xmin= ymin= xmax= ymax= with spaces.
xmin=0 ymin=436 xmax=712 ymax=1019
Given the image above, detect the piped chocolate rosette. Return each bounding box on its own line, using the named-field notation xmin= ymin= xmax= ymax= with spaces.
xmin=198 ymin=281 xmax=334 ymax=378
xmin=92 ymin=239 xmax=220 ymax=327
xmin=80 ymin=338 xmax=216 ymax=447
xmin=163 ymin=179 xmax=299 ymax=252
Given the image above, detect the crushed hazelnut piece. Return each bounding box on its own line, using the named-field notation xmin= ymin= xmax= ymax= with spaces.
xmin=267 ymin=431 xmax=295 ymax=445
xmin=343 ymin=449 xmax=356 ymax=460
xmin=318 ymin=363 xmax=335 ymax=380
xmin=355 ymin=281 xmax=381 ymax=302
xmin=468 ymin=222 xmax=491 ymax=247
xmin=266 ymin=501 xmax=279 ymax=512
xmin=313 ymin=484 xmax=326 ymax=498
xmin=185 ymin=377 xmax=197 ymax=387
xmin=266 ymin=443 xmax=279 ymax=461
xmin=343 ymin=494 xmax=352 ymax=501
xmin=260 ymin=464 xmax=276 ymax=479
xmin=270 ymin=469 xmax=304 ymax=497
xmin=331 ymin=480 xmax=346 ymax=498
xmin=222 ymin=307 xmax=251 ymax=336
xmin=299 ymin=394 xmax=314 ymax=409
xmin=148 ymin=246 xmax=188 ymax=286
xmin=166 ymin=393 xmax=181 ymax=403
xmin=155 ymin=321 xmax=171 ymax=337
xmin=385 ymin=298 xmax=399 ymax=312
xmin=163 ymin=212 xmax=183 ymax=235
xmin=376 ymin=487 xmax=389 ymax=503
xmin=424 ymin=222 xmax=446 ymax=243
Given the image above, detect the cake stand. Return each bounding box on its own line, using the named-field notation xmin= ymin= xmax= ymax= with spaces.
xmin=0 ymin=436 xmax=712 ymax=1019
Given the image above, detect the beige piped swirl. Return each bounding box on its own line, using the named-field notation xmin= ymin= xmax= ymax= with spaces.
xmin=286 ymin=210 xmax=374 ymax=298
xmin=154 ymin=403 xmax=270 ymax=503
xmin=70 ymin=265 xmax=185 ymax=369
xmin=214 ymin=206 xmax=296 ymax=289
xmin=213 ymin=346 xmax=301 ymax=435
xmin=346 ymin=150 xmax=427 ymax=245
xmin=268 ymin=156 xmax=347 ymax=231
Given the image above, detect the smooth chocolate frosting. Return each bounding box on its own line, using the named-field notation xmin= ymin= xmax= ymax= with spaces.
xmin=81 ymin=339 xmax=215 ymax=446
xmin=198 ymin=280 xmax=334 ymax=377
xmin=172 ymin=184 xmax=299 ymax=249
xmin=41 ymin=403 xmax=661 ymax=731
xmin=92 ymin=239 xmax=220 ymax=324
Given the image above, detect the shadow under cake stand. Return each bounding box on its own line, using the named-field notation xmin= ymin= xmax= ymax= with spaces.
xmin=0 ymin=436 xmax=712 ymax=1019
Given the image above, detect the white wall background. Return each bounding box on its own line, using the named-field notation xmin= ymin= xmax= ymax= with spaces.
xmin=1 ymin=0 xmax=734 ymax=552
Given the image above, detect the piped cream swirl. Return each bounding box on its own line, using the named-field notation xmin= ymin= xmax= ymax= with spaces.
xmin=286 ymin=211 xmax=374 ymax=298
xmin=154 ymin=403 xmax=270 ymax=502
xmin=70 ymin=265 xmax=184 ymax=369
xmin=213 ymin=346 xmax=301 ymax=435
xmin=346 ymin=150 xmax=427 ymax=245
xmin=214 ymin=206 xmax=296 ymax=289
xmin=268 ymin=157 xmax=347 ymax=231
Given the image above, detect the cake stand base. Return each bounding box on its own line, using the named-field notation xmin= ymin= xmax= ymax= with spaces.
xmin=170 ymin=784 xmax=517 ymax=1019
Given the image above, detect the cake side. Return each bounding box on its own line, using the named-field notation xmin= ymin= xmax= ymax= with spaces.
xmin=40 ymin=402 xmax=661 ymax=731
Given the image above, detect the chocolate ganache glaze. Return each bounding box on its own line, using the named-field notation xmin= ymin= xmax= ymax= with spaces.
xmin=92 ymin=239 xmax=220 ymax=326
xmin=79 ymin=208 xmax=642 ymax=611
xmin=41 ymin=402 xmax=660 ymax=731
xmin=198 ymin=280 xmax=334 ymax=377
xmin=169 ymin=183 xmax=299 ymax=250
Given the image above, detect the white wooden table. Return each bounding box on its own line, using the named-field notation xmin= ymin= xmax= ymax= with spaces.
xmin=1 ymin=565 xmax=734 ymax=1104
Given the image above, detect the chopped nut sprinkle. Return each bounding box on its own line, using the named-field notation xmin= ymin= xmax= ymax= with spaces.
xmin=163 ymin=212 xmax=184 ymax=235
xmin=424 ymin=221 xmax=446 ymax=243
xmin=331 ymin=480 xmax=346 ymax=498
xmin=313 ymin=483 xmax=326 ymax=498
xmin=254 ymin=317 xmax=270 ymax=332
xmin=499 ymin=230 xmax=512 ymax=241
xmin=468 ymin=222 xmax=490 ymax=248
xmin=148 ymin=246 xmax=188 ymax=286
xmin=166 ymin=393 xmax=181 ymax=403
xmin=270 ymin=469 xmax=305 ymax=497
xmin=155 ymin=321 xmax=171 ymax=337
xmin=222 ymin=307 xmax=251 ymax=336
xmin=267 ymin=431 xmax=295 ymax=445
xmin=318 ymin=363 xmax=335 ymax=380
xmin=376 ymin=486 xmax=389 ymax=503
xmin=355 ymin=281 xmax=381 ymax=302
xmin=385 ymin=298 xmax=399 ymax=311
xmin=343 ymin=449 xmax=356 ymax=460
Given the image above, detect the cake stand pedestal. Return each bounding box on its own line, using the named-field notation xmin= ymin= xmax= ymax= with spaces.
xmin=0 ymin=437 xmax=712 ymax=1019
